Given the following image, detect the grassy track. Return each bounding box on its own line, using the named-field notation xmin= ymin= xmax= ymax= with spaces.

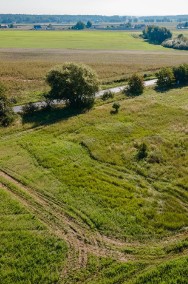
xmin=0 ymin=30 xmax=168 ymax=50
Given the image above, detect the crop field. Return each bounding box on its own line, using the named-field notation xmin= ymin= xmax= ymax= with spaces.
xmin=0 ymin=84 xmax=188 ymax=282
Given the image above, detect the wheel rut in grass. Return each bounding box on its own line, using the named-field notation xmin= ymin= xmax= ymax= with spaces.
xmin=0 ymin=169 xmax=131 ymax=278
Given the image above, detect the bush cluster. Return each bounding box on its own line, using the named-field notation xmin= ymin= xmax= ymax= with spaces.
xmin=143 ymin=25 xmax=172 ymax=44
xmin=162 ymin=34 xmax=188 ymax=50
xmin=156 ymin=64 xmax=188 ymax=89
xmin=101 ymin=90 xmax=114 ymax=101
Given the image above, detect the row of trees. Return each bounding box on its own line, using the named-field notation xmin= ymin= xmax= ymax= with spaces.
xmin=2 ymin=63 xmax=143 ymax=128
xmin=156 ymin=64 xmax=188 ymax=89
xmin=0 ymin=14 xmax=130 ymax=24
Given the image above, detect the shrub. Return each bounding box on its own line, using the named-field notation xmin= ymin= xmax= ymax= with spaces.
xmin=72 ymin=21 xmax=86 ymax=30
xmin=127 ymin=74 xmax=144 ymax=96
xmin=137 ymin=143 xmax=148 ymax=160
xmin=112 ymin=102 xmax=120 ymax=113
xmin=101 ymin=91 xmax=114 ymax=101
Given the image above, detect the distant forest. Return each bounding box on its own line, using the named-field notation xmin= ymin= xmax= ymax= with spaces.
xmin=0 ymin=14 xmax=188 ymax=24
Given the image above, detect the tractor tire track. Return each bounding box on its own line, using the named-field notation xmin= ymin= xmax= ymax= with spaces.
xmin=0 ymin=169 xmax=131 ymax=279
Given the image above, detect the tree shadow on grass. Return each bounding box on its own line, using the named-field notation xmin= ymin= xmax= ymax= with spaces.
xmin=154 ymin=84 xmax=185 ymax=93
xmin=21 ymin=105 xmax=86 ymax=128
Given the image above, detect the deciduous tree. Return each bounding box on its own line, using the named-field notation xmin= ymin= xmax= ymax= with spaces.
xmin=46 ymin=63 xmax=99 ymax=109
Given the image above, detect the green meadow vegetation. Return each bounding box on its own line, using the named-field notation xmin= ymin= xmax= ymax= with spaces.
xmin=0 ymin=82 xmax=188 ymax=282
xmin=0 ymin=186 xmax=67 ymax=283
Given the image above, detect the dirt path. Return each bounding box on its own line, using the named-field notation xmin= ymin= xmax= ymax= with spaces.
xmin=1 ymin=48 xmax=187 ymax=56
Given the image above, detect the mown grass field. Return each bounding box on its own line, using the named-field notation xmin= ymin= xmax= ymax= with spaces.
xmin=0 ymin=30 xmax=168 ymax=50
xmin=0 ymin=30 xmax=187 ymax=50
xmin=0 ymin=85 xmax=188 ymax=283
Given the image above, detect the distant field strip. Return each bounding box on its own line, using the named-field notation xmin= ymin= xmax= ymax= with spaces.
xmin=0 ymin=30 xmax=169 ymax=50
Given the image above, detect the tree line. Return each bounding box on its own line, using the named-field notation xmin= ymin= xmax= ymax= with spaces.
xmin=0 ymin=14 xmax=129 ymax=24
xmin=1 ymin=14 xmax=188 ymax=25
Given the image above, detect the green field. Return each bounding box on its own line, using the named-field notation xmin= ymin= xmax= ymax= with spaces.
xmin=0 ymin=84 xmax=188 ymax=282
xmin=0 ymin=30 xmax=169 ymax=50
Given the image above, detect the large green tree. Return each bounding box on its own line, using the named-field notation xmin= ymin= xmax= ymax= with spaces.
xmin=46 ymin=63 xmax=99 ymax=109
